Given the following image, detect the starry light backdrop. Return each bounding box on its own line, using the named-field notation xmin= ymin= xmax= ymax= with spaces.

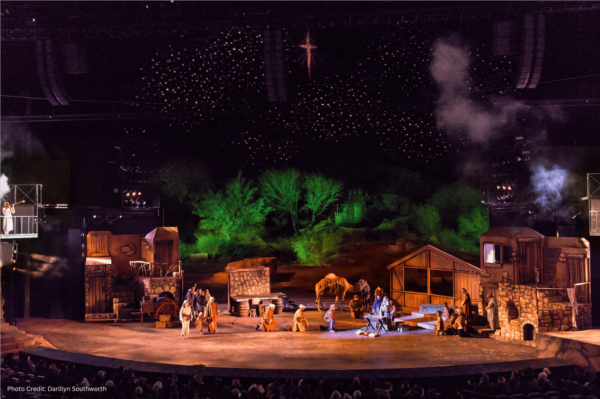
xmin=129 ymin=22 xmax=521 ymax=173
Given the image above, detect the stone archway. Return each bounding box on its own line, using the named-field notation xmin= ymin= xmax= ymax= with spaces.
xmin=523 ymin=323 xmax=535 ymax=341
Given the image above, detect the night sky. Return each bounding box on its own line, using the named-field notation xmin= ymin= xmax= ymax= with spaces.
xmin=1 ymin=2 xmax=600 ymax=185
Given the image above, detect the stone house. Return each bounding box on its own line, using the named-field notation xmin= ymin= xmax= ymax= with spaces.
xmin=85 ymin=227 xmax=182 ymax=320
xmin=479 ymin=227 xmax=591 ymax=345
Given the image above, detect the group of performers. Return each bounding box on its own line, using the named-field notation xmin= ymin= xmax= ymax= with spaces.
xmin=433 ymin=288 xmax=485 ymax=337
xmin=179 ymin=284 xmax=219 ymax=339
xmin=179 ymin=284 xmax=493 ymax=338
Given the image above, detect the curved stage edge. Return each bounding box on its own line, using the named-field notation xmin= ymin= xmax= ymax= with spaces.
xmin=16 ymin=315 xmax=572 ymax=379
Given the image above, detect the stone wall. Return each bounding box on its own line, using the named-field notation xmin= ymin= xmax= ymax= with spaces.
xmin=229 ymin=267 xmax=270 ymax=297
xmin=537 ymin=333 xmax=600 ymax=372
xmin=138 ymin=277 xmax=182 ymax=306
xmin=493 ymin=283 xmax=592 ymax=346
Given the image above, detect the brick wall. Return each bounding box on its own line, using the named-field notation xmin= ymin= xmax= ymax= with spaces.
xmin=138 ymin=276 xmax=182 ymax=306
xmin=229 ymin=267 xmax=270 ymax=297
xmin=493 ymin=283 xmax=592 ymax=346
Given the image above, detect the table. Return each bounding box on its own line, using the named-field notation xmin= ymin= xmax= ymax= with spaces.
xmin=363 ymin=315 xmax=389 ymax=335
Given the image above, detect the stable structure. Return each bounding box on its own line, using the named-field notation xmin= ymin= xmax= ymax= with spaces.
xmin=84 ymin=227 xmax=182 ymax=322
xmin=387 ymin=245 xmax=482 ymax=312
xmin=479 ymin=227 xmax=591 ymax=345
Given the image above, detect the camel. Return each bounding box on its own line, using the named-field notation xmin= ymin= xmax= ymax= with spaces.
xmin=315 ymin=273 xmax=370 ymax=311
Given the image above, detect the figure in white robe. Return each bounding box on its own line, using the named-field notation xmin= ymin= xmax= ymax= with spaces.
xmin=179 ymin=300 xmax=193 ymax=339
xmin=486 ymin=294 xmax=499 ymax=331
xmin=2 ymin=203 xmax=15 ymax=234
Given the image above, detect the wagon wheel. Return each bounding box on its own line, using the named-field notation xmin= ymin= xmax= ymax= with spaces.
xmin=155 ymin=299 xmax=179 ymax=319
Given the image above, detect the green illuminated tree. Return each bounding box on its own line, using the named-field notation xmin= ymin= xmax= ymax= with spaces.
xmin=193 ymin=174 xmax=271 ymax=242
xmin=302 ymin=174 xmax=343 ymax=228
xmin=259 ymin=169 xmax=303 ymax=234
xmin=411 ymin=204 xmax=441 ymax=240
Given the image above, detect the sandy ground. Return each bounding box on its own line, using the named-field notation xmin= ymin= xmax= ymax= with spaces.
xmin=18 ymin=310 xmax=540 ymax=371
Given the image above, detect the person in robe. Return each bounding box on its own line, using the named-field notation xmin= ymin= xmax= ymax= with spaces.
xmin=372 ymin=293 xmax=382 ymax=316
xmin=194 ymin=288 xmax=205 ymax=319
xmin=349 ymin=295 xmax=363 ymax=319
xmin=202 ymin=297 xmax=219 ymax=334
xmin=185 ymin=286 xmax=197 ymax=319
xmin=486 ymin=293 xmax=499 ymax=331
xmin=434 ymin=310 xmax=444 ymax=336
xmin=461 ymin=288 xmax=472 ymax=330
xmin=444 ymin=308 xmax=457 ymax=334
xmin=195 ymin=289 xmax=208 ymax=330
xmin=179 ymin=300 xmax=193 ymax=339
xmin=379 ymin=296 xmax=390 ymax=318
xmin=2 ymin=202 xmax=15 ymax=235
xmin=453 ymin=308 xmax=468 ymax=337
xmin=324 ymin=304 xmax=336 ymax=332
xmin=291 ymin=304 xmax=309 ymax=332
xmin=362 ymin=282 xmax=371 ymax=311
xmin=442 ymin=302 xmax=451 ymax=321
xmin=257 ymin=304 xmax=277 ymax=332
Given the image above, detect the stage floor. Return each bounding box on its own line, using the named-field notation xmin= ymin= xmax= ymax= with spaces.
xmin=18 ymin=309 xmax=544 ymax=372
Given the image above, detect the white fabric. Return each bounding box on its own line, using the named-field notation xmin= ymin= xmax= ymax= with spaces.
xmin=3 ymin=207 xmax=15 ymax=233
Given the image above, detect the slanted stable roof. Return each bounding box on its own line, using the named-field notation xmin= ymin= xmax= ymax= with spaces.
xmin=387 ymin=245 xmax=482 ymax=274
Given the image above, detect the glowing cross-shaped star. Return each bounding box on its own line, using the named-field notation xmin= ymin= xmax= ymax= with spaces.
xmin=299 ymin=32 xmax=317 ymax=80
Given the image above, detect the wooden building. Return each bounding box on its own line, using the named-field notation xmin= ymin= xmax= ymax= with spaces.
xmin=387 ymin=245 xmax=482 ymax=312
xmin=84 ymin=227 xmax=182 ymax=321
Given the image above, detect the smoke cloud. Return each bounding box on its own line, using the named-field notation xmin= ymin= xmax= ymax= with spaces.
xmin=0 ymin=174 xmax=10 ymax=198
xmin=1 ymin=122 xmax=46 ymax=162
xmin=429 ymin=38 xmax=561 ymax=143
xmin=531 ymin=164 xmax=569 ymax=212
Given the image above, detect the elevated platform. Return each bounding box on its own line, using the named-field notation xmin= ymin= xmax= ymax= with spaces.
xmin=536 ymin=329 xmax=600 ymax=372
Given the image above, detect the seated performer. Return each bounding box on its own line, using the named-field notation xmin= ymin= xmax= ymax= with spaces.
xmin=444 ymin=308 xmax=458 ymax=335
xmin=453 ymin=308 xmax=468 ymax=337
xmin=257 ymin=304 xmax=278 ymax=332
xmin=291 ymin=304 xmax=309 ymax=332
xmin=324 ymin=304 xmax=336 ymax=332
xmin=349 ymin=295 xmax=364 ymax=319
xmin=434 ymin=310 xmax=444 ymax=336
xmin=443 ymin=302 xmax=451 ymax=321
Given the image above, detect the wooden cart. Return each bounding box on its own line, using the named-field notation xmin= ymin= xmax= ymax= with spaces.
xmin=135 ymin=297 xmax=180 ymax=325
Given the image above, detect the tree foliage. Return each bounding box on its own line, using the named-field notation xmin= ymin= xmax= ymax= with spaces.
xmin=259 ymin=169 xmax=303 ymax=234
xmin=302 ymin=174 xmax=343 ymax=227
xmin=292 ymin=228 xmax=343 ymax=266
xmin=411 ymin=204 xmax=441 ymax=240
xmin=193 ymin=174 xmax=271 ymax=242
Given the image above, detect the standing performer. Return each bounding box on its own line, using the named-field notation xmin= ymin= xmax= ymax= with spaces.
xmin=291 ymin=304 xmax=308 ymax=332
xmin=257 ymin=304 xmax=277 ymax=332
xmin=185 ymin=286 xmax=197 ymax=319
xmin=324 ymin=304 xmax=336 ymax=332
xmin=205 ymin=297 xmax=219 ymax=334
xmin=2 ymin=202 xmax=16 ymax=235
xmin=195 ymin=289 xmax=208 ymax=331
xmin=179 ymin=300 xmax=193 ymax=339
xmin=486 ymin=294 xmax=499 ymax=331
xmin=461 ymin=288 xmax=472 ymax=330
